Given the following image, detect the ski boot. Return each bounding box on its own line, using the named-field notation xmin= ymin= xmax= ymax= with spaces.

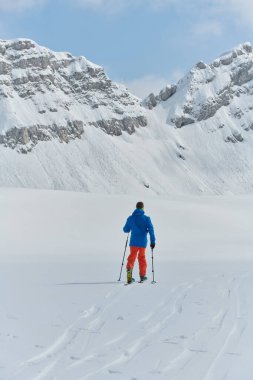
xmin=139 ymin=275 xmax=148 ymax=283
xmin=127 ymin=269 xmax=135 ymax=284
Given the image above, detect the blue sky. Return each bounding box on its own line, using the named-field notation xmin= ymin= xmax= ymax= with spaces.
xmin=0 ymin=0 xmax=253 ymax=97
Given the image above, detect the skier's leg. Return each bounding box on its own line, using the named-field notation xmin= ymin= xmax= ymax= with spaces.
xmin=126 ymin=246 xmax=138 ymax=272
xmin=126 ymin=246 xmax=138 ymax=283
xmin=138 ymin=248 xmax=147 ymax=278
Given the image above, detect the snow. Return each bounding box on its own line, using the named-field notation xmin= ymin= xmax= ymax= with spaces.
xmin=2 ymin=106 xmax=253 ymax=196
xmin=0 ymin=38 xmax=144 ymax=138
xmin=2 ymin=40 xmax=253 ymax=379
xmin=1 ymin=40 xmax=253 ymax=195
xmin=2 ymin=188 xmax=253 ymax=379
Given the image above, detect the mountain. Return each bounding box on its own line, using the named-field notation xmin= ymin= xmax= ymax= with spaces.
xmin=143 ymin=42 xmax=253 ymax=135
xmin=1 ymin=39 xmax=253 ymax=195
xmin=0 ymin=38 xmax=147 ymax=153
xmin=142 ymin=42 xmax=253 ymax=194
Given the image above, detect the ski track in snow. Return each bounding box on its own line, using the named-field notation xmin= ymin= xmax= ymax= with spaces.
xmin=6 ymin=272 xmax=253 ymax=380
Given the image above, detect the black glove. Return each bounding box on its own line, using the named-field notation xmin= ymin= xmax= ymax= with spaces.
xmin=150 ymin=243 xmax=155 ymax=249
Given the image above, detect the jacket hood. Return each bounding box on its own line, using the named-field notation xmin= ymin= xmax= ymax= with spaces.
xmin=132 ymin=208 xmax=145 ymax=216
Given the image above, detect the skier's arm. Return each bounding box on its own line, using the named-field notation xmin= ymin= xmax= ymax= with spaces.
xmin=123 ymin=217 xmax=131 ymax=233
xmin=147 ymin=217 xmax=156 ymax=245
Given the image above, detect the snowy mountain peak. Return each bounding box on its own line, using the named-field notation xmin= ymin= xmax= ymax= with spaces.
xmin=1 ymin=40 xmax=253 ymax=195
xmin=0 ymin=39 xmax=147 ymax=153
xmin=143 ymin=42 xmax=253 ymax=131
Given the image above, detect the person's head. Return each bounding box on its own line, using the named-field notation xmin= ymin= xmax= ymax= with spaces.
xmin=136 ymin=201 xmax=144 ymax=209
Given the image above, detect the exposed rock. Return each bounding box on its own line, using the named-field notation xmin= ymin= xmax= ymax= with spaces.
xmin=90 ymin=116 xmax=147 ymax=136
xmin=220 ymin=53 xmax=234 ymax=66
xmin=151 ymin=43 xmax=253 ymax=132
xmin=174 ymin=115 xmax=195 ymax=128
xmin=212 ymin=59 xmax=220 ymax=68
xmin=196 ymin=89 xmax=231 ymax=121
xmin=225 ymin=132 xmax=244 ymax=143
xmin=242 ymin=42 xmax=252 ymax=53
xmin=176 ymin=142 xmax=186 ymax=150
xmin=0 ymin=114 xmax=148 ymax=153
xmin=0 ymin=120 xmax=85 ymax=152
xmin=196 ymin=61 xmax=207 ymax=69
xmin=142 ymin=84 xmax=177 ymax=109
xmin=11 ymin=39 xmax=36 ymax=51
xmin=142 ymin=93 xmax=158 ymax=109
xmin=114 ymin=107 xmax=124 ymax=115
xmin=225 ymin=135 xmax=237 ymax=143
xmin=0 ymin=38 xmax=147 ymax=153
xmin=0 ymin=59 xmax=11 ymax=74
xmin=231 ymin=61 xmax=253 ymax=86
xmin=233 ymin=132 xmax=244 ymax=142
xmin=159 ymin=84 xmax=177 ymax=101
xmin=176 ymin=152 xmax=186 ymax=160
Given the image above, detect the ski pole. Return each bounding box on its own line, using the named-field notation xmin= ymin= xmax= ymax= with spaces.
xmin=118 ymin=233 xmax=129 ymax=281
xmin=151 ymin=247 xmax=156 ymax=284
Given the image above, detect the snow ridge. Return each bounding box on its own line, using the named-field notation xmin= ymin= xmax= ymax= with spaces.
xmin=0 ymin=39 xmax=147 ymax=153
xmin=143 ymin=42 xmax=253 ymax=133
xmin=1 ymin=41 xmax=253 ymax=195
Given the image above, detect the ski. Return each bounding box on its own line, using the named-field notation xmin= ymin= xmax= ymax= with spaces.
xmin=125 ymin=280 xmax=156 ymax=285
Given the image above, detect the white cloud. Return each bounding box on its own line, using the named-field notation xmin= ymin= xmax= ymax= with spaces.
xmin=73 ymin=0 xmax=180 ymax=14
xmin=124 ymin=72 xmax=184 ymax=99
xmin=169 ymin=69 xmax=185 ymax=83
xmin=73 ymin=0 xmax=136 ymax=13
xmin=125 ymin=75 xmax=167 ymax=99
xmin=195 ymin=0 xmax=253 ymax=30
xmin=193 ymin=20 xmax=223 ymax=39
xmin=226 ymin=0 xmax=253 ymax=29
xmin=0 ymin=0 xmax=45 ymax=12
xmin=72 ymin=0 xmax=253 ymax=32
xmin=72 ymin=0 xmax=223 ymax=14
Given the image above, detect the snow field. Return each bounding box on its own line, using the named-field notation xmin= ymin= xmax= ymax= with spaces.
xmin=3 ymin=261 xmax=253 ymax=380
xmin=1 ymin=188 xmax=253 ymax=379
xmin=0 ymin=188 xmax=253 ymax=261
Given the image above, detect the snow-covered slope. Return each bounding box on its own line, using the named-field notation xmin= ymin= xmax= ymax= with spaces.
xmin=143 ymin=42 xmax=253 ymax=134
xmin=1 ymin=40 xmax=253 ymax=195
xmin=2 ymin=189 xmax=253 ymax=379
xmin=1 ymin=188 xmax=253 ymax=260
xmin=0 ymin=39 xmax=147 ymax=152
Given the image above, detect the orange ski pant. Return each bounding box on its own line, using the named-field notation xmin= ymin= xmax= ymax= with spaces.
xmin=126 ymin=246 xmax=147 ymax=277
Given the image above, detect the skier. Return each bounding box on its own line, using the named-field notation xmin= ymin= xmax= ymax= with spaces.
xmin=123 ymin=201 xmax=156 ymax=284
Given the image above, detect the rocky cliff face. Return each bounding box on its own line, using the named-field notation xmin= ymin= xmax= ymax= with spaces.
xmin=143 ymin=42 xmax=253 ymax=141
xmin=0 ymin=39 xmax=147 ymax=153
xmin=1 ymin=40 xmax=253 ymax=195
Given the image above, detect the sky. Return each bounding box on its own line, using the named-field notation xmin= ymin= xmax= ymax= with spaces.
xmin=0 ymin=0 xmax=253 ymax=97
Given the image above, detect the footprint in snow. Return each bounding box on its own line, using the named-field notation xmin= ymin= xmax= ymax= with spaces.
xmin=6 ymin=333 xmax=18 ymax=339
xmin=70 ymin=356 xmax=81 ymax=361
xmin=108 ymin=369 xmax=122 ymax=374
xmin=163 ymin=339 xmax=178 ymax=345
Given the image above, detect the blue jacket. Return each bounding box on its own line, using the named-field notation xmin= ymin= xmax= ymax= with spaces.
xmin=123 ymin=209 xmax=156 ymax=248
